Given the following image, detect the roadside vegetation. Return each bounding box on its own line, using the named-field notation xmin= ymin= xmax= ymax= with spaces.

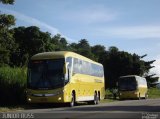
xmin=0 ymin=66 xmax=27 ymax=105
xmin=148 ymin=87 xmax=160 ymax=98
xmin=0 ymin=106 xmax=24 ymax=112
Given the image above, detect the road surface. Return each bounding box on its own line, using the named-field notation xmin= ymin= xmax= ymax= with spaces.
xmin=1 ymin=99 xmax=160 ymax=119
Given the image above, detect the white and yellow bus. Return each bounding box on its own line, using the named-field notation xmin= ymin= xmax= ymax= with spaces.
xmin=118 ymin=75 xmax=148 ymax=99
xmin=26 ymin=51 xmax=105 ymax=106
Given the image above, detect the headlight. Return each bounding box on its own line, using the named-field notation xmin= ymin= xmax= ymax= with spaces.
xmin=28 ymin=98 xmax=32 ymax=102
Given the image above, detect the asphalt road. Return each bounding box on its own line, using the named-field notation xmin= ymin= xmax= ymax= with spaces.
xmin=2 ymin=99 xmax=160 ymax=119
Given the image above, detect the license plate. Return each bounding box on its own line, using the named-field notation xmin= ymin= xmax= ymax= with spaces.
xmin=40 ymin=98 xmax=47 ymax=102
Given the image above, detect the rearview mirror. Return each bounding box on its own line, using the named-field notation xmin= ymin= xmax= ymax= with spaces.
xmin=63 ymin=62 xmax=69 ymax=74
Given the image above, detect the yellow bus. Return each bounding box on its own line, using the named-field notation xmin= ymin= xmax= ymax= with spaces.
xmin=26 ymin=51 xmax=105 ymax=106
xmin=118 ymin=75 xmax=148 ymax=100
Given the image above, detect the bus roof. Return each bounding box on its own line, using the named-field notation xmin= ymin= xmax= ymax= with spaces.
xmin=31 ymin=51 xmax=102 ymax=66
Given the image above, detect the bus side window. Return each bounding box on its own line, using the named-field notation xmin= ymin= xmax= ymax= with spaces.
xmin=73 ymin=58 xmax=78 ymax=74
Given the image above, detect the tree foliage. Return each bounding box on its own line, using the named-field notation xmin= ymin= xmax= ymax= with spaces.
xmin=103 ymin=48 xmax=147 ymax=88
xmin=0 ymin=0 xmax=16 ymax=66
xmin=0 ymin=24 xmax=157 ymax=88
xmin=0 ymin=0 xmax=14 ymax=4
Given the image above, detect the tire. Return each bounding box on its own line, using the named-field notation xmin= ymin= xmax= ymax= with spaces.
xmin=70 ymin=93 xmax=75 ymax=107
xmin=138 ymin=93 xmax=141 ymax=100
xmin=144 ymin=93 xmax=148 ymax=99
xmin=88 ymin=92 xmax=97 ymax=105
xmin=93 ymin=92 xmax=99 ymax=105
xmin=97 ymin=93 xmax=100 ymax=104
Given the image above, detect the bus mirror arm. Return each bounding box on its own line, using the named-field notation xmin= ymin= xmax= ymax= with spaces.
xmin=63 ymin=65 xmax=66 ymax=74
xmin=68 ymin=68 xmax=70 ymax=80
xmin=72 ymin=72 xmax=76 ymax=76
xmin=63 ymin=62 xmax=69 ymax=74
xmin=116 ymin=82 xmax=118 ymax=87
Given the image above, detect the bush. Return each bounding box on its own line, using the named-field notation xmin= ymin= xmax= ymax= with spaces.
xmin=148 ymin=87 xmax=160 ymax=98
xmin=0 ymin=66 xmax=27 ymax=105
xmin=105 ymin=89 xmax=113 ymax=99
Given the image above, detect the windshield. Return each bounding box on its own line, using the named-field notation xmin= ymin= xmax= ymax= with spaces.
xmin=27 ymin=59 xmax=64 ymax=89
xmin=118 ymin=77 xmax=137 ymax=91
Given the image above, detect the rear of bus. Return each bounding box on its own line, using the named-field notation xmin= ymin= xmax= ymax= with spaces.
xmin=118 ymin=75 xmax=147 ymax=99
xmin=118 ymin=75 xmax=139 ymax=99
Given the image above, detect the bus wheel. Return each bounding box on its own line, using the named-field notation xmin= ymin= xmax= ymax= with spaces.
xmin=97 ymin=92 xmax=100 ymax=104
xmin=88 ymin=92 xmax=98 ymax=105
xmin=93 ymin=92 xmax=98 ymax=105
xmin=70 ymin=92 xmax=75 ymax=107
xmin=144 ymin=93 xmax=148 ymax=99
xmin=138 ymin=93 xmax=141 ymax=100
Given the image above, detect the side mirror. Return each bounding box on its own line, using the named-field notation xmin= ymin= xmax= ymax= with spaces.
xmin=116 ymin=82 xmax=118 ymax=86
xmin=72 ymin=72 xmax=76 ymax=76
xmin=63 ymin=65 xmax=66 ymax=74
xmin=68 ymin=68 xmax=70 ymax=80
xmin=63 ymin=62 xmax=69 ymax=74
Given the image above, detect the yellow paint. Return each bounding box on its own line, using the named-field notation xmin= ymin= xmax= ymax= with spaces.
xmin=119 ymin=75 xmax=148 ymax=99
xmin=27 ymin=51 xmax=105 ymax=104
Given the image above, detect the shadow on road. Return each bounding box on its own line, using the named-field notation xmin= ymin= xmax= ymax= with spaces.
xmin=2 ymin=100 xmax=160 ymax=113
xmin=67 ymin=105 xmax=160 ymax=112
xmin=7 ymin=102 xmax=88 ymax=110
xmin=23 ymin=101 xmax=160 ymax=112
xmin=0 ymin=103 xmax=68 ymax=110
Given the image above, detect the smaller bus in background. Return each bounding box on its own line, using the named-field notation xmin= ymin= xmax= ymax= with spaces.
xmin=118 ymin=75 xmax=148 ymax=100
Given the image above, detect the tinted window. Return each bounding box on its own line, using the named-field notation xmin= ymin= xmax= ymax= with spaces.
xmin=28 ymin=59 xmax=64 ymax=89
xmin=118 ymin=77 xmax=137 ymax=91
xmin=73 ymin=58 xmax=104 ymax=77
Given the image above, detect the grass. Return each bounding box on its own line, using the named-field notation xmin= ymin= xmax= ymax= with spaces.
xmin=148 ymin=87 xmax=160 ymax=99
xmin=105 ymin=89 xmax=113 ymax=98
xmin=100 ymin=99 xmax=117 ymax=103
xmin=0 ymin=66 xmax=27 ymax=105
xmin=101 ymin=89 xmax=119 ymax=103
xmin=0 ymin=106 xmax=24 ymax=112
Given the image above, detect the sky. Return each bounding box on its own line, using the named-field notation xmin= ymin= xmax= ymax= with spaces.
xmin=0 ymin=0 xmax=160 ymax=76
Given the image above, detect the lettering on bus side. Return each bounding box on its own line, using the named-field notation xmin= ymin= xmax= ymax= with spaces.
xmin=94 ymin=79 xmax=103 ymax=83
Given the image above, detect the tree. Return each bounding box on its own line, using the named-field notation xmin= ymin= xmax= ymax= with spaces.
xmin=91 ymin=45 xmax=106 ymax=62
xmin=68 ymin=43 xmax=78 ymax=52
xmin=0 ymin=0 xmax=16 ymax=66
xmin=76 ymin=39 xmax=95 ymax=60
xmin=51 ymin=34 xmax=61 ymax=45
xmin=57 ymin=37 xmax=69 ymax=50
xmin=78 ymin=39 xmax=90 ymax=49
xmin=143 ymin=58 xmax=157 ymax=87
xmin=103 ymin=47 xmax=153 ymax=89
xmin=11 ymin=26 xmax=54 ymax=66
xmin=51 ymin=34 xmax=68 ymax=51
xmin=60 ymin=38 xmax=68 ymax=47
xmin=0 ymin=0 xmax=14 ymax=4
